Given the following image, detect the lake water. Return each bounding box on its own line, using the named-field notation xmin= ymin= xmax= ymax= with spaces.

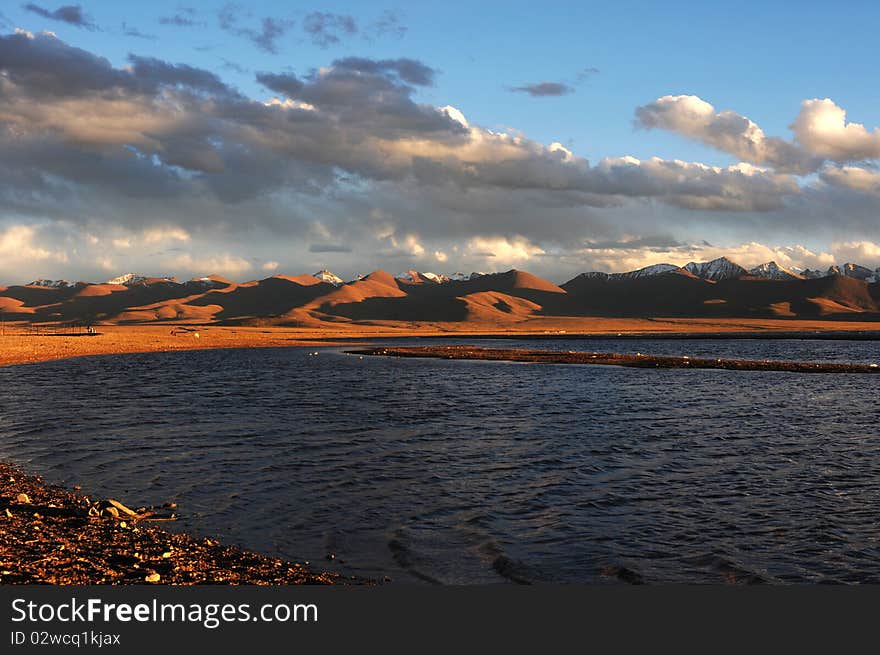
xmin=1 ymin=338 xmax=879 ymax=584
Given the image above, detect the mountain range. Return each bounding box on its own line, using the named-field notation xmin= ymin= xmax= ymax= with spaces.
xmin=3 ymin=257 xmax=880 ymax=325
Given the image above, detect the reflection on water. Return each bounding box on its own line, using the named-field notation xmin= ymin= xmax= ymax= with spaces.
xmin=1 ymin=338 xmax=879 ymax=584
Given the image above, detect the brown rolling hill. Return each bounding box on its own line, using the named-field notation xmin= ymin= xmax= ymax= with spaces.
xmin=2 ymin=268 xmax=880 ymax=326
xmin=560 ymin=270 xmax=880 ymax=318
xmin=185 ymin=276 xmax=335 ymax=322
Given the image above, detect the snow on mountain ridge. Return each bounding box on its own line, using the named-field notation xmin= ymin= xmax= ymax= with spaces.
xmin=748 ymin=261 xmax=803 ymax=280
xmin=614 ymin=263 xmax=685 ymax=279
xmin=396 ymin=271 xmax=488 ymax=283
xmin=27 ymin=279 xmax=70 ymax=288
xmin=396 ymin=270 xmax=447 ymax=283
xmin=105 ymin=273 xmax=147 ymax=286
xmin=684 ymin=257 xmax=749 ymax=281
xmin=104 ymin=273 xmax=179 ymax=286
xmin=573 ymin=263 xmax=688 ymax=281
xmin=313 ymin=269 xmax=344 ymax=286
xmin=828 ymin=263 xmax=875 ymax=280
xmin=451 ymin=272 xmax=487 ymax=281
xmin=573 ymin=257 xmax=880 ymax=283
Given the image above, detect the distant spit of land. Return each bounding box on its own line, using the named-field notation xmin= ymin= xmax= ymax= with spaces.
xmin=350 ymin=345 xmax=880 ymax=373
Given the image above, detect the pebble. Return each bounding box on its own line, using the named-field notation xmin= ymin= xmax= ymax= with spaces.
xmin=16 ymin=493 xmax=31 ymax=504
xmin=144 ymin=572 xmax=161 ymax=583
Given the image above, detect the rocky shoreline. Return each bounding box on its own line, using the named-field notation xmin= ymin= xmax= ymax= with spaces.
xmin=0 ymin=462 xmax=354 ymax=585
xmin=348 ymin=345 xmax=880 ymax=373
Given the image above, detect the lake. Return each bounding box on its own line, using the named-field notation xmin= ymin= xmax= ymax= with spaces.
xmin=1 ymin=338 xmax=879 ymax=584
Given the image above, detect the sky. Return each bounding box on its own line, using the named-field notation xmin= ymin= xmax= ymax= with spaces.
xmin=2 ymin=1 xmax=880 ymax=284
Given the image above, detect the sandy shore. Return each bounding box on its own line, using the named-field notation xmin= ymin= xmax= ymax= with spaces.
xmin=350 ymin=345 xmax=880 ymax=373
xmin=3 ymin=317 xmax=880 ymax=368
xmin=0 ymin=462 xmax=357 ymax=585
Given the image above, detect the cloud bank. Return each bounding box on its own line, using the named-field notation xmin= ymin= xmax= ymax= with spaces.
xmin=0 ymin=32 xmax=879 ymax=282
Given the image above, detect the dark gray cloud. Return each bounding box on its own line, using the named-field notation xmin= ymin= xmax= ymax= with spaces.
xmin=216 ymin=4 xmax=293 ymax=54
xmin=508 ymin=82 xmax=573 ymax=97
xmin=121 ymin=23 xmax=157 ymax=40
xmin=302 ymin=11 xmax=357 ymax=47
xmin=509 ymin=68 xmax=598 ymax=98
xmin=216 ymin=3 xmax=239 ymax=31
xmin=582 ymin=235 xmax=683 ymax=250
xmin=158 ymin=11 xmax=205 ymax=28
xmin=369 ymin=9 xmax=406 ymax=39
xmin=22 ymin=3 xmax=97 ymax=29
xmin=0 ymin=33 xmax=240 ymax=99
xmin=159 ymin=14 xmax=208 ymax=27
xmin=255 ymin=71 xmax=303 ymax=97
xmin=126 ymin=55 xmax=235 ymax=96
xmin=333 ymin=57 xmax=435 ymax=86
xmin=250 ymin=17 xmax=293 ymax=54
xmin=0 ymin=31 xmax=128 ymax=97
xmin=255 ymin=59 xmax=451 ymax=137
xmin=309 ymin=243 xmax=352 ymax=253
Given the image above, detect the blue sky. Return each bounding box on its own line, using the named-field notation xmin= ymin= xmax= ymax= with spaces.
xmin=2 ymin=1 xmax=880 ymax=282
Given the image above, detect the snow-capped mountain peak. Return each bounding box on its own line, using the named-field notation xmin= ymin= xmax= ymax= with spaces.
xmin=571 ymin=263 xmax=686 ymax=282
xmin=104 ymin=273 xmax=179 ymax=286
xmin=313 ymin=269 xmax=343 ymax=286
xmin=395 ymin=271 xmax=491 ymax=283
xmin=613 ymin=263 xmax=685 ymax=279
xmin=446 ymin=271 xmax=486 ymax=282
xmin=748 ymin=261 xmax=803 ymax=280
xmin=572 ymin=257 xmax=880 ymax=283
xmin=105 ymin=273 xmax=147 ymax=286
xmin=396 ymin=270 xmax=447 ymax=283
xmin=684 ymin=257 xmax=748 ymax=281
xmin=27 ymin=279 xmax=70 ymax=288
xmin=828 ymin=262 xmax=875 ymax=280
